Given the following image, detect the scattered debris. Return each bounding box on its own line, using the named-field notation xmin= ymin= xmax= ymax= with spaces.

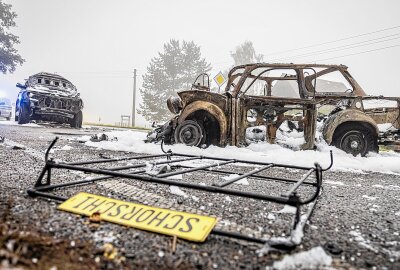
xmin=145 ymin=163 xmax=171 ymax=175
xmin=171 ymin=235 xmax=177 ymax=253
xmin=324 ymin=241 xmax=343 ymax=255
xmin=89 ymin=212 xmax=102 ymax=223
xmin=169 ymin=186 xmax=188 ymax=198
xmin=11 ymin=145 xmax=26 ymax=150
xmin=90 ymin=134 xmax=109 ymax=142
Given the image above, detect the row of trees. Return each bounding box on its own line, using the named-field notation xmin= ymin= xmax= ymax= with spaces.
xmin=139 ymin=40 xmax=264 ymax=122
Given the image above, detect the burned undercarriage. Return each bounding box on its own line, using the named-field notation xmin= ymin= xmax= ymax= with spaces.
xmin=27 ymin=138 xmax=333 ymax=250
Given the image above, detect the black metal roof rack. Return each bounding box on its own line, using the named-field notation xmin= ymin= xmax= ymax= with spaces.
xmin=27 ymin=137 xmax=333 ymax=250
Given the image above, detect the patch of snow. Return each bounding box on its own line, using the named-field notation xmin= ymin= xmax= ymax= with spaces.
xmin=222 ymin=174 xmax=249 ymax=185
xmin=0 ymin=120 xmax=43 ymax=128
xmin=169 ymin=185 xmax=188 ymax=198
xmin=93 ymin=231 xmax=116 ymax=243
xmin=325 ymin=180 xmax=346 ymax=186
xmin=349 ymin=230 xmax=379 ymax=253
xmin=275 ymin=205 xmax=297 ymax=214
xmin=225 ymin=196 xmax=232 ymax=203
xmin=191 ymin=196 xmax=199 ymax=202
xmin=267 ymin=213 xmax=275 ymax=220
xmin=167 ymin=174 xmax=183 ymax=180
xmin=81 ymin=129 xmax=400 ymax=174
xmin=373 ymin=184 xmax=400 ymax=190
xmin=273 ymin=246 xmax=332 ymax=270
xmin=362 ymin=195 xmax=377 ymax=200
xmin=378 ymin=123 xmax=397 ymax=132
xmin=60 ymin=145 xmax=73 ymax=151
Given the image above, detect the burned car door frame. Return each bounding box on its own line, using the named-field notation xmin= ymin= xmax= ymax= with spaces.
xmin=229 ymin=65 xmax=317 ymax=150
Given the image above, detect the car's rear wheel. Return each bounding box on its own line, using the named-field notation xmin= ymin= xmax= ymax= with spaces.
xmin=17 ymin=103 xmax=30 ymax=124
xmin=174 ymin=120 xmax=205 ymax=147
xmin=333 ymin=123 xmax=377 ymax=156
xmin=70 ymin=110 xmax=83 ymax=128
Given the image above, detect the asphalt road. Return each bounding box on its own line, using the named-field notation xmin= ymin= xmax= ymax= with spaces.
xmin=0 ymin=121 xmax=399 ymax=269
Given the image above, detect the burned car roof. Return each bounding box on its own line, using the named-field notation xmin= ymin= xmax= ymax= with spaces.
xmin=21 ymin=72 xmax=79 ymax=98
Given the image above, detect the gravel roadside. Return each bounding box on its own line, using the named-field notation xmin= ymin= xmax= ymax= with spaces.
xmin=1 ymin=123 xmax=399 ymax=269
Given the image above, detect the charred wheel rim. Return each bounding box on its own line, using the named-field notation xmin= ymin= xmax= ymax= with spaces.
xmin=174 ymin=120 xmax=204 ymax=146
xmin=339 ymin=130 xmax=367 ymax=156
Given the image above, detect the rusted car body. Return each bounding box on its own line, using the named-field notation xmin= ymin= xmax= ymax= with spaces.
xmin=15 ymin=72 xmax=83 ymax=128
xmin=148 ymin=63 xmax=400 ymax=156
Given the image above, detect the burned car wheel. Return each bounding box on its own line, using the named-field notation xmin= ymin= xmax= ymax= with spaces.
xmin=70 ymin=111 xmax=83 ymax=128
xmin=174 ymin=120 xmax=205 ymax=147
xmin=333 ymin=124 xmax=377 ymax=157
xmin=17 ymin=103 xmax=30 ymax=124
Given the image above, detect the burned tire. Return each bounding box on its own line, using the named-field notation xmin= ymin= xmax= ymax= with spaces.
xmin=17 ymin=103 xmax=30 ymax=124
xmin=70 ymin=110 xmax=83 ymax=128
xmin=333 ymin=123 xmax=378 ymax=157
xmin=174 ymin=120 xmax=205 ymax=147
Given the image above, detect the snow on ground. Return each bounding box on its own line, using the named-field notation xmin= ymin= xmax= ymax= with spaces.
xmin=82 ymin=130 xmax=400 ymax=174
xmin=0 ymin=120 xmax=43 ymax=128
xmin=272 ymin=246 xmax=332 ymax=270
xmin=169 ymin=186 xmax=188 ymax=198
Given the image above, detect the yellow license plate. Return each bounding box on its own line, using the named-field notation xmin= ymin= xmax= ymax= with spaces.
xmin=58 ymin=192 xmax=217 ymax=242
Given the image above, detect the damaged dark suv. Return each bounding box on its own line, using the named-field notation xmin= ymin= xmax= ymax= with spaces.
xmin=15 ymin=72 xmax=83 ymax=128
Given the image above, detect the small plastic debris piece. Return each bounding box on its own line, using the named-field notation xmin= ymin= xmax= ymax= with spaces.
xmin=89 ymin=211 xmax=102 ymax=223
xmin=324 ymin=241 xmax=342 ymax=255
xmin=171 ymin=235 xmax=177 ymax=253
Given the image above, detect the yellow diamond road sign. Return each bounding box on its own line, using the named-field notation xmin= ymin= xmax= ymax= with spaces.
xmin=58 ymin=192 xmax=217 ymax=242
xmin=213 ymin=72 xmax=226 ymax=87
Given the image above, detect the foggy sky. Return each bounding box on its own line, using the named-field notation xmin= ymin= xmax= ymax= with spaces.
xmin=1 ymin=0 xmax=399 ymax=127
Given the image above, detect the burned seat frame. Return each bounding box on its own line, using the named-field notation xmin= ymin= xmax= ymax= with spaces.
xmin=27 ymin=138 xmax=333 ymax=250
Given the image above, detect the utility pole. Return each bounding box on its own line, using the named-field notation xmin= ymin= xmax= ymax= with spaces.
xmin=131 ymin=69 xmax=137 ymax=127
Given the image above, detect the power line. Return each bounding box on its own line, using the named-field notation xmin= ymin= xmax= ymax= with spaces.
xmin=270 ymin=34 xmax=400 ymax=62
xmin=265 ymin=25 xmax=400 ymax=56
xmin=315 ymin=44 xmax=400 ymax=61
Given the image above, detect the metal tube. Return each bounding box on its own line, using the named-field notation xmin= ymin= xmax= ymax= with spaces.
xmin=283 ymin=169 xmax=314 ymax=197
xmin=175 ymin=165 xmax=317 ymax=186
xmin=103 ymin=156 xmax=201 ymax=171
xmin=65 ymin=153 xmax=169 ymax=166
xmin=216 ymin=164 xmax=274 ymax=187
xmin=211 ymin=229 xmax=267 ymax=244
xmin=27 ymin=189 xmax=67 ymax=202
xmin=157 ymin=159 xmax=236 ymax=178
xmin=172 ymin=153 xmax=314 ymax=171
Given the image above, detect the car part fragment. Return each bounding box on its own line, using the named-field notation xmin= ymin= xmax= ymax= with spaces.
xmin=27 ymin=138 xmax=332 ymax=250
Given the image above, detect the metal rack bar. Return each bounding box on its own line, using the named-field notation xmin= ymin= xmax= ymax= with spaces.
xmin=284 ymin=168 xmax=315 ymax=197
xmin=216 ymin=164 xmax=274 ymax=187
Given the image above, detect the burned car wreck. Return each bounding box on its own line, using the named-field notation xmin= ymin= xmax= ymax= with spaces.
xmin=148 ymin=63 xmax=400 ymax=156
xmin=15 ymin=72 xmax=83 ymax=128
